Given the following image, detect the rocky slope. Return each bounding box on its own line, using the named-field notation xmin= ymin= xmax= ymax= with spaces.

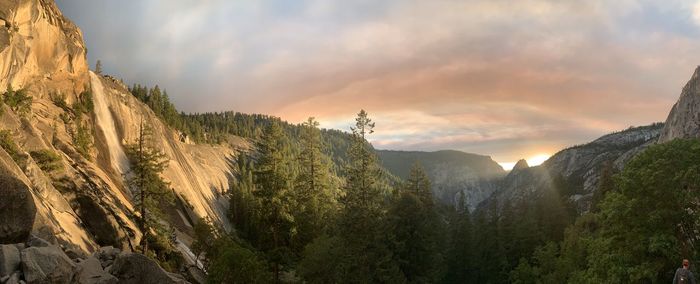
xmin=376 ymin=150 xmax=505 ymax=210
xmin=0 ymin=1 xmax=246 ymax=279
xmin=482 ymin=123 xmax=663 ymax=212
xmin=0 ymin=236 xmax=192 ymax=283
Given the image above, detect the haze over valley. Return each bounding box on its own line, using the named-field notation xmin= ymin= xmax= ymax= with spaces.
xmin=1 ymin=1 xmax=700 ymax=283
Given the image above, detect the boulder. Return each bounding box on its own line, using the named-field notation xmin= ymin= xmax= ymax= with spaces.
xmin=0 ymin=175 xmax=36 ymax=244
xmin=4 ymin=271 xmax=20 ymax=284
xmin=108 ymin=253 xmax=189 ymax=284
xmin=75 ymin=256 xmax=118 ymax=284
xmin=0 ymin=244 xmax=20 ymax=277
xmin=26 ymin=235 xmax=52 ymax=248
xmin=93 ymin=246 xmax=121 ymax=269
xmin=21 ymin=245 xmax=76 ymax=284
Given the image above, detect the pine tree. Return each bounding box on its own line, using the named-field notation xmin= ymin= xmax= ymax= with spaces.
xmin=388 ymin=163 xmax=445 ymax=282
xmin=337 ymin=110 xmax=404 ymax=283
xmin=125 ymin=120 xmax=172 ymax=254
xmin=95 ymin=60 xmax=103 ymax=75
xmin=253 ymin=121 xmax=295 ymax=282
xmin=292 ymin=117 xmax=337 ymax=252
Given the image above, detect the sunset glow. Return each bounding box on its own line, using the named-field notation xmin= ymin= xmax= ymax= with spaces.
xmin=58 ymin=0 xmax=695 ymax=163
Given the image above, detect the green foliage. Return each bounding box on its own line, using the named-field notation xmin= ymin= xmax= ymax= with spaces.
xmin=388 ymin=164 xmax=446 ymax=283
xmin=125 ymin=122 xmax=174 ymax=253
xmin=291 ymin=117 xmax=338 ymax=252
xmin=3 ymin=86 xmax=32 ymax=116
xmin=29 ymin=149 xmax=63 ymax=172
xmin=0 ymin=130 xmax=27 ymax=168
xmin=252 ymin=121 xmax=296 ymax=281
xmin=511 ymin=139 xmax=700 ymax=283
xmin=191 ymin=217 xmax=217 ymax=268
xmin=65 ymin=89 xmax=95 ymax=160
xmin=50 ymin=92 xmax=70 ymax=112
xmin=207 ymin=238 xmax=273 ymax=284
xmin=144 ymin=226 xmax=184 ymax=273
xmin=329 ymin=110 xmax=405 ymax=283
xmin=73 ymin=121 xmax=93 ymax=159
xmin=298 ymin=235 xmax=346 ymax=283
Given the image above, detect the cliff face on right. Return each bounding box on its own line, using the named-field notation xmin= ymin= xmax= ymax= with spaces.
xmin=659 ymin=66 xmax=700 ymax=142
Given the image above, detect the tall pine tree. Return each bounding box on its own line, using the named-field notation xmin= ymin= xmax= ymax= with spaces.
xmin=292 ymin=117 xmax=337 ymax=252
xmin=253 ymin=121 xmax=295 ymax=282
xmin=337 ymin=110 xmax=404 ymax=283
xmin=125 ymin=120 xmax=172 ymax=253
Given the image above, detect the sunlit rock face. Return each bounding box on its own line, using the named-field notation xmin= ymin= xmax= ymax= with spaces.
xmin=659 ymin=66 xmax=700 ymax=142
xmin=0 ymin=0 xmax=249 ymax=263
xmin=0 ymin=0 xmax=88 ymax=94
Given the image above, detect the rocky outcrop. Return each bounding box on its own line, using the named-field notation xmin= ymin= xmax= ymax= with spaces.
xmin=660 ymin=66 xmax=700 ymax=142
xmin=21 ymin=245 xmax=77 ymax=283
xmin=1 ymin=236 xmax=189 ymax=284
xmin=108 ymin=253 xmax=189 ymax=284
xmin=0 ymin=244 xmax=20 ymax=278
xmin=75 ymin=256 xmax=118 ymax=284
xmin=511 ymin=159 xmax=529 ymax=171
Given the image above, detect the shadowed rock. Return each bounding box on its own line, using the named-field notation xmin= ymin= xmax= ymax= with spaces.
xmin=21 ymin=245 xmax=76 ymax=284
xmin=108 ymin=253 xmax=189 ymax=284
xmin=0 ymin=174 xmax=36 ymax=244
xmin=0 ymin=244 xmax=20 ymax=277
xmin=76 ymin=256 xmax=118 ymax=284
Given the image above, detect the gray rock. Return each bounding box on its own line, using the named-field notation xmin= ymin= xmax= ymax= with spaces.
xmin=108 ymin=253 xmax=189 ymax=284
xmin=0 ymin=174 xmax=36 ymax=244
xmin=660 ymin=66 xmax=700 ymax=142
xmin=21 ymin=246 xmax=76 ymax=284
xmin=0 ymin=244 xmax=20 ymax=277
xmin=75 ymin=256 xmax=118 ymax=284
xmin=26 ymin=235 xmax=52 ymax=248
xmin=93 ymin=246 xmax=121 ymax=269
xmin=5 ymin=271 xmax=20 ymax=284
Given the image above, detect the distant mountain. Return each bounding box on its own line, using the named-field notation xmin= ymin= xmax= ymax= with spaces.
xmin=376 ymin=149 xmax=505 ymax=210
xmin=481 ymin=123 xmax=663 ymax=213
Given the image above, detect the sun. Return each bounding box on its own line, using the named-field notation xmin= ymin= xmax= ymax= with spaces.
xmin=527 ymin=154 xmax=550 ymax=167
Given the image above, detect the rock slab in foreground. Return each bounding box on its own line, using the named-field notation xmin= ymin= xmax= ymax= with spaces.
xmin=108 ymin=253 xmax=189 ymax=284
xmin=21 ymin=245 xmax=76 ymax=284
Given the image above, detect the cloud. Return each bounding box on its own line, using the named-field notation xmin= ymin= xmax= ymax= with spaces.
xmin=56 ymin=0 xmax=700 ymax=164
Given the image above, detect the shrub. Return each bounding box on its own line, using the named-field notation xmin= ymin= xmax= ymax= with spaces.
xmin=0 ymin=130 xmax=27 ymax=168
xmin=3 ymin=86 xmax=32 ymax=116
xmin=29 ymin=149 xmax=63 ymax=172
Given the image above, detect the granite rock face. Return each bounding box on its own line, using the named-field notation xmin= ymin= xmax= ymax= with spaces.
xmin=659 ymin=66 xmax=700 ymax=142
xmin=0 ymin=0 xmax=88 ymax=93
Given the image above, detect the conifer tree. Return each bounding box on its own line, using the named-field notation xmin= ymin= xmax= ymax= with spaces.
xmin=337 ymin=110 xmax=404 ymax=282
xmin=95 ymin=60 xmax=103 ymax=75
xmin=125 ymin=120 xmax=172 ymax=253
xmin=388 ymin=163 xmax=445 ymax=282
xmin=292 ymin=117 xmax=337 ymax=252
xmin=253 ymin=121 xmax=295 ymax=282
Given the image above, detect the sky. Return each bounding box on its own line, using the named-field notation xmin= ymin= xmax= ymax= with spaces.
xmin=57 ymin=0 xmax=700 ymax=169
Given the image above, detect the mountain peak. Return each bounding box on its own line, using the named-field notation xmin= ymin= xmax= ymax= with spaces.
xmin=512 ymin=159 xmax=529 ymax=171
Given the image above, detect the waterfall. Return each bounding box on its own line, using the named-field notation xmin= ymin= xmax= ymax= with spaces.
xmin=90 ymin=71 xmax=130 ymax=175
